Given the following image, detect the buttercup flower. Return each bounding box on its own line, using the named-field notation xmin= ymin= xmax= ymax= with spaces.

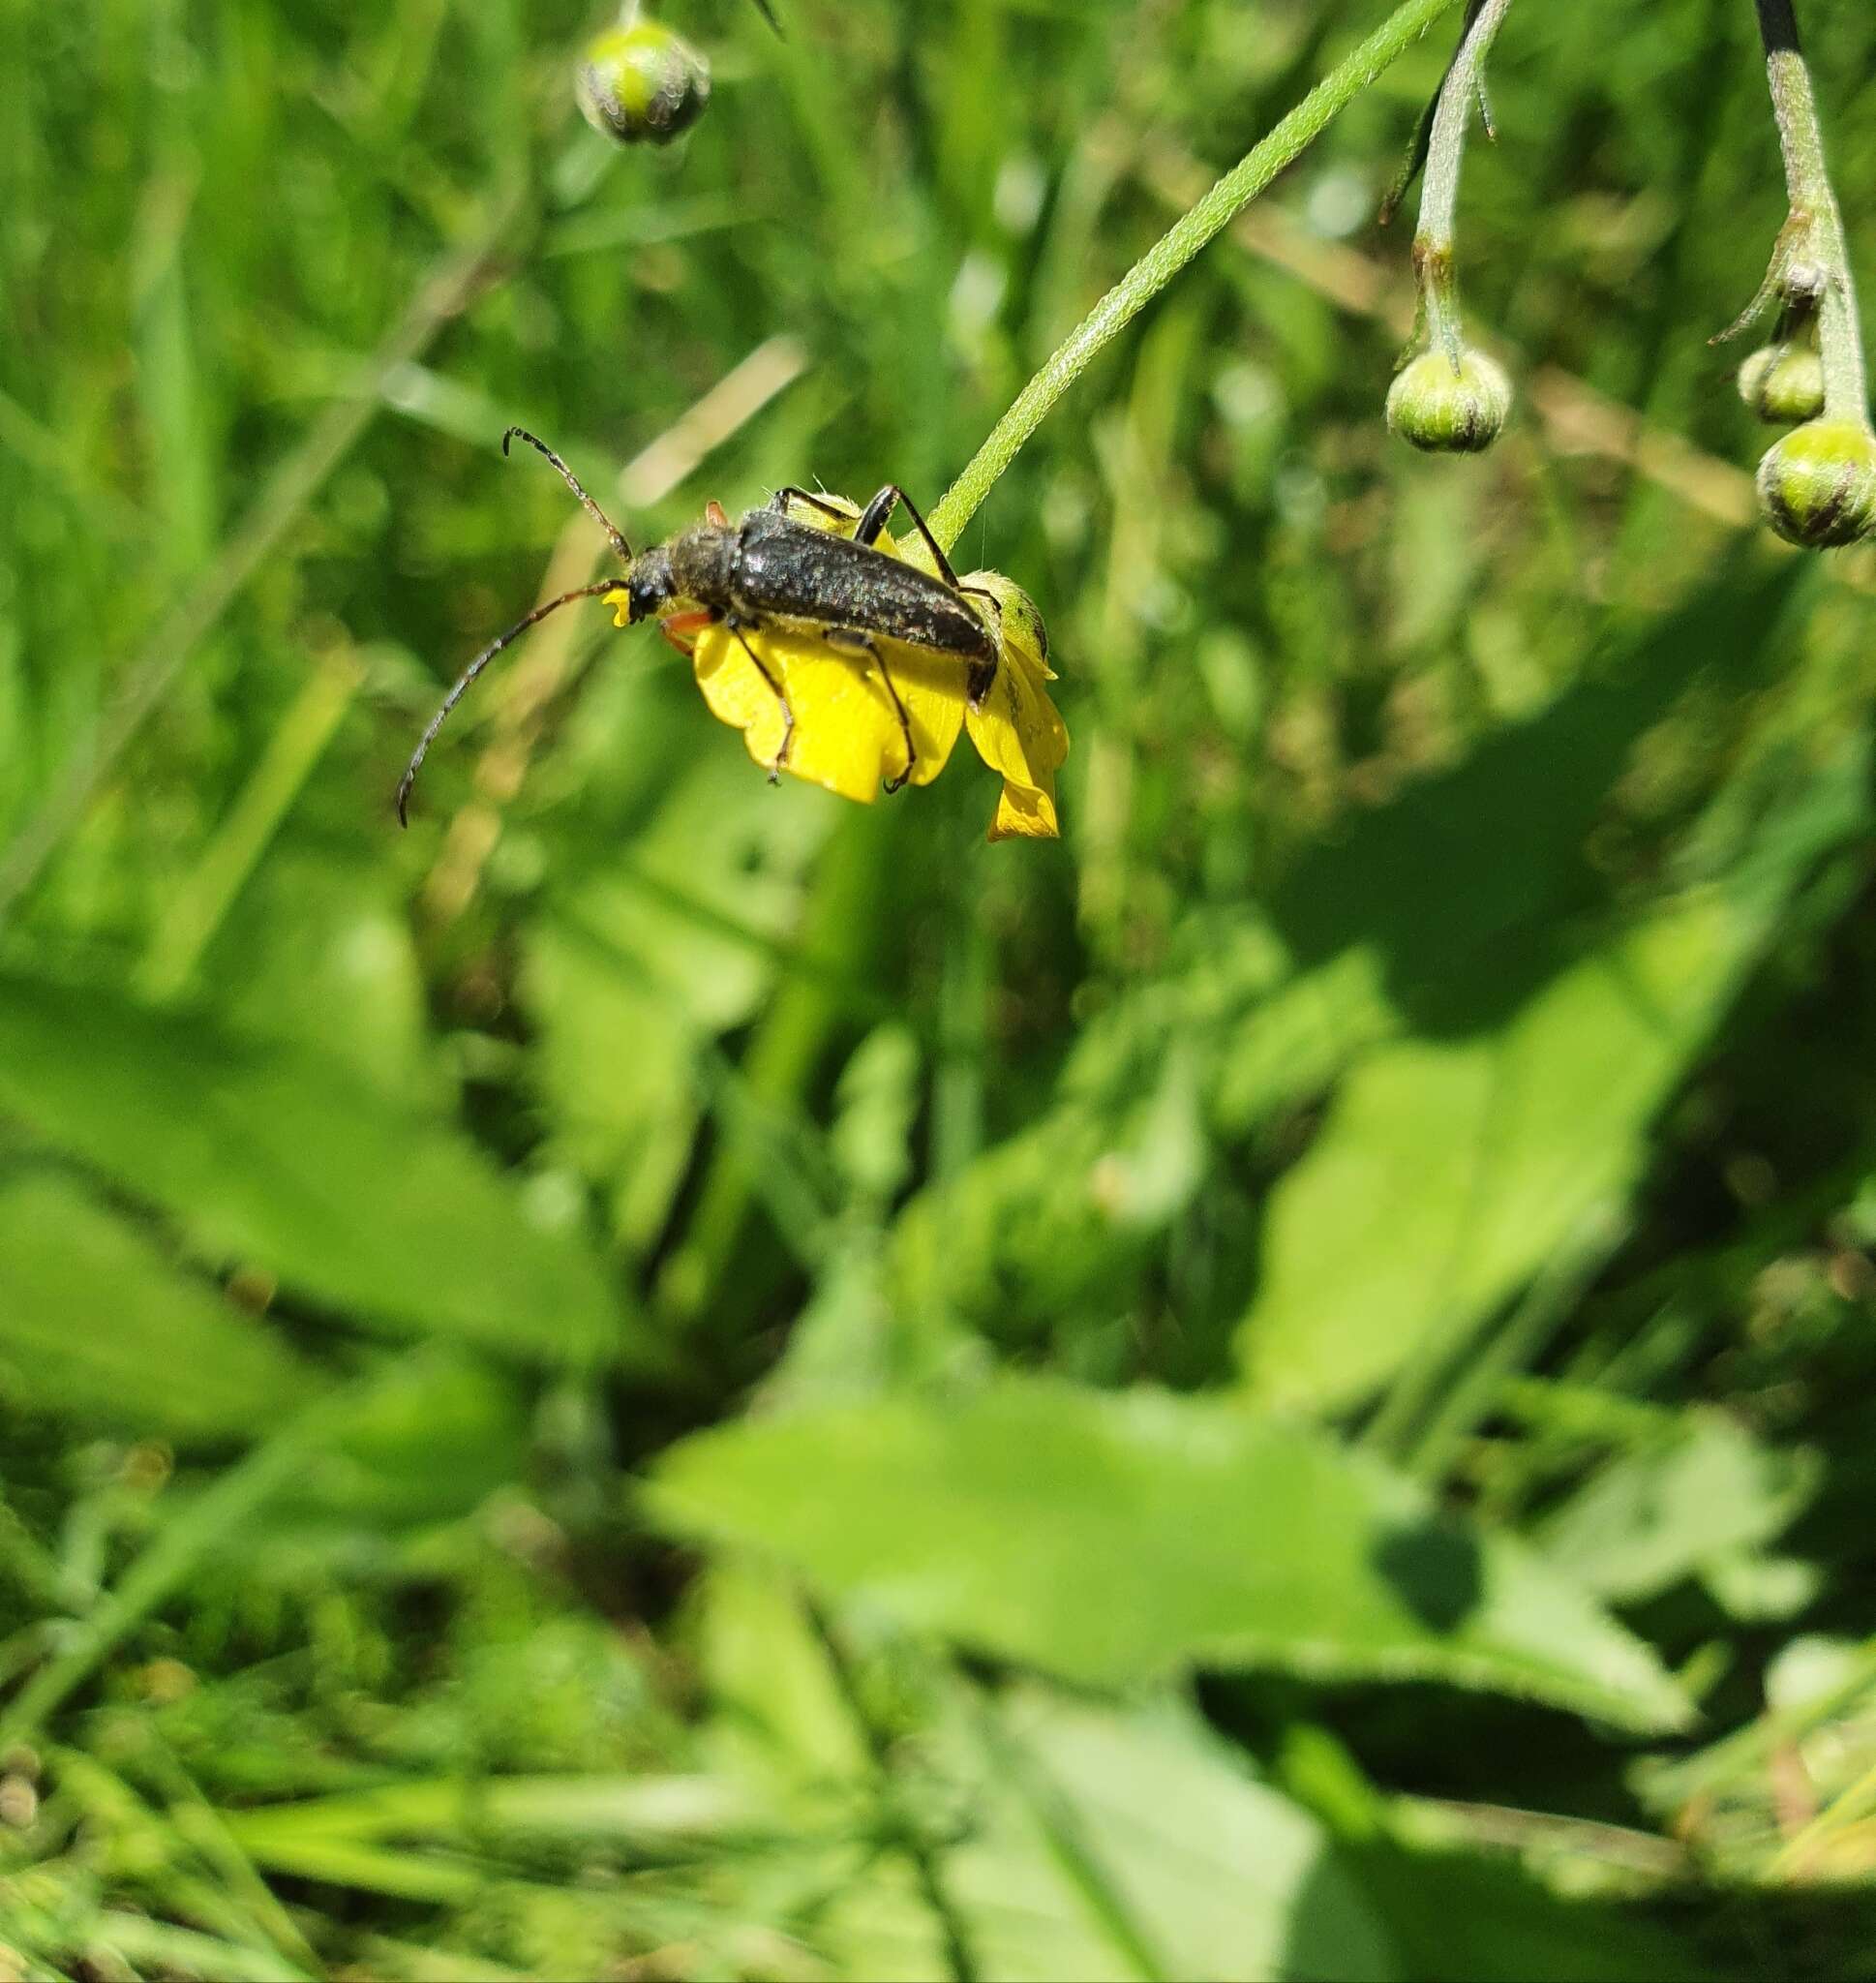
xmin=618 ymin=494 xmax=1068 ymax=841
xmin=687 ymin=618 xmax=966 ymax=805
xmin=953 ymin=570 xmax=1068 ymax=841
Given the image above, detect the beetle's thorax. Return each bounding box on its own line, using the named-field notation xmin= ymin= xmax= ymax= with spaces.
xmin=662 ymin=523 xmax=738 ymax=611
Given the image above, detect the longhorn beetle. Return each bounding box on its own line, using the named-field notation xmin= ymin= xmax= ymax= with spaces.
xmin=395 ymin=428 xmax=1020 ymax=824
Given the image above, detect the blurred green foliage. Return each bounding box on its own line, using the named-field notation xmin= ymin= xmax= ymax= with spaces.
xmin=4 ymin=0 xmax=1876 ymax=1976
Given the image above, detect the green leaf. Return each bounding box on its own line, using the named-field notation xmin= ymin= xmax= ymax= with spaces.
xmin=0 ymin=971 xmax=631 ymax=1363
xmin=885 ymin=581 xmax=1799 ymax=1360
xmin=207 ymin=850 xmax=436 ymax=1111
xmin=1346 ymin=1839 xmax=1721 ymax=1983
xmin=953 ymin=1687 xmax=1400 ymax=1983
xmin=1535 ymin=1413 xmax=1819 ymax=1606
xmin=1255 ymin=579 xmax=1795 ymax=1038
xmin=253 ymin=1354 xmax=530 ymax=1550
xmin=0 ymin=1171 xmax=320 ymax=1439
xmin=690 ymin=1564 xmax=1397 ymax=1982
xmin=649 ymin=1376 xmax=1693 ymax=1732
xmin=1238 ymin=732 xmax=1869 ymax=1416
xmin=525 ymin=756 xmax=826 ymax=1252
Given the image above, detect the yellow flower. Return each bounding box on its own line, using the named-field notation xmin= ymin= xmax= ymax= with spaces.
xmin=954 ymin=569 xmax=1068 ymax=841
xmin=691 ymin=626 xmax=967 ymax=805
xmin=638 ymin=493 xmax=1068 ymax=841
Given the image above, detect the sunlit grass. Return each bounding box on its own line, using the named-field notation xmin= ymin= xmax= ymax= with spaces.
xmin=4 ymin=1 xmax=1876 ymax=1976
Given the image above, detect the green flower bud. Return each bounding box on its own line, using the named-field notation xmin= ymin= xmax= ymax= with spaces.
xmin=576 ymin=20 xmax=711 ymax=146
xmin=1737 ymin=344 xmax=1827 ymax=425
xmin=1385 ymin=349 xmax=1512 ymax=454
xmin=1755 ymin=419 xmax=1876 ymax=548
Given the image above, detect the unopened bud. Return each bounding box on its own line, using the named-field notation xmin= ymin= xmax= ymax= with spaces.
xmin=1755 ymin=419 xmax=1876 ymax=548
xmin=1738 ymin=345 xmax=1826 ymax=425
xmin=1385 ymin=348 xmax=1512 ymax=454
xmin=576 ymin=20 xmax=711 ymax=146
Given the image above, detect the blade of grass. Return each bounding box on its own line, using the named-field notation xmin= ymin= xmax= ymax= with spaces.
xmin=136 ymin=1731 xmax=324 ymax=1973
xmin=209 ymin=1832 xmax=486 ymax=1907
xmin=1770 ymin=1749 xmax=1876 ymax=1878
xmin=45 ymin=1746 xmax=318 ymax=1975
xmin=1398 ymin=1206 xmax=1628 ymax=1483
xmin=219 ymin=1772 xmax=751 ymax=1846
xmin=0 ymin=177 xmax=530 ymax=930
xmin=86 ymin=1913 xmax=315 ymax=1983
xmin=136 ymin=644 xmax=364 ymax=1000
xmin=0 ymin=1379 xmax=366 ymax=1748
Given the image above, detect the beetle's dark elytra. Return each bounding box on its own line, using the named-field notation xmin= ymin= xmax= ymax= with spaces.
xmin=664 ymin=507 xmax=998 ymax=665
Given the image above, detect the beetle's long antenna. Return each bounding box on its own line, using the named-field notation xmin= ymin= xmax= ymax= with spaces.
xmin=747 ymin=0 xmax=783 ymax=35
xmin=396 ymin=578 xmax=621 ymax=825
xmin=501 ymin=427 xmax=634 ymax=564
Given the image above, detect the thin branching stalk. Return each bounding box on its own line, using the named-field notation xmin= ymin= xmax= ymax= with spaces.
xmin=929 ymin=0 xmax=1468 ymax=548
xmin=1413 ymin=0 xmax=1514 ymax=366
xmin=1755 ymin=0 xmax=1869 ymax=424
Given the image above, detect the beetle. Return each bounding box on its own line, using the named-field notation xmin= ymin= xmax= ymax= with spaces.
xmin=396 ymin=428 xmax=1019 ymax=823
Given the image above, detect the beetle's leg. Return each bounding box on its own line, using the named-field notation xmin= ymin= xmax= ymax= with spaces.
xmin=658 ymin=608 xmax=717 ymax=657
xmin=729 ymin=617 xmax=794 ymax=778
xmin=771 ymin=484 xmax=858 ymax=528
xmin=853 ymin=485 xmax=964 ymax=591
xmin=824 ymin=626 xmax=916 ymax=792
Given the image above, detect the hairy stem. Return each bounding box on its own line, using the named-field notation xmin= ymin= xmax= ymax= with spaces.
xmin=928 ymin=0 xmax=1468 ymax=548
xmin=1755 ymin=0 xmax=1868 ymax=423
xmin=1414 ymin=0 xmax=1514 ymax=364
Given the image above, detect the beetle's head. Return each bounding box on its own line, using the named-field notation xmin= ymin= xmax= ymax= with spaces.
xmin=603 ymin=545 xmax=677 ymax=626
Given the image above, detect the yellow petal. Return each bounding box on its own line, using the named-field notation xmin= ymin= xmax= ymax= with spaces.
xmin=964 ymin=651 xmax=1069 ymax=784
xmin=691 ymin=621 xmax=966 ymax=806
xmin=962 ymin=624 xmax=1069 ymax=843
xmin=987 ymin=778 xmax=1061 ymax=840
xmin=603 ymin=587 xmax=632 ymax=629
xmin=885 ymin=643 xmax=968 ymax=788
xmin=692 ymin=623 xmax=798 ymax=778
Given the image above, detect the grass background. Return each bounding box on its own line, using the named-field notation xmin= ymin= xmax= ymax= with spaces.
xmin=4 ymin=0 xmax=1876 ymax=1975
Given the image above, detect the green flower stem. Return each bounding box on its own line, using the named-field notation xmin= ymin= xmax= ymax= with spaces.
xmin=928 ymin=0 xmax=1468 ymax=550
xmin=1414 ymin=0 xmax=1514 ymax=364
xmin=1756 ymin=0 xmax=1869 ymax=425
